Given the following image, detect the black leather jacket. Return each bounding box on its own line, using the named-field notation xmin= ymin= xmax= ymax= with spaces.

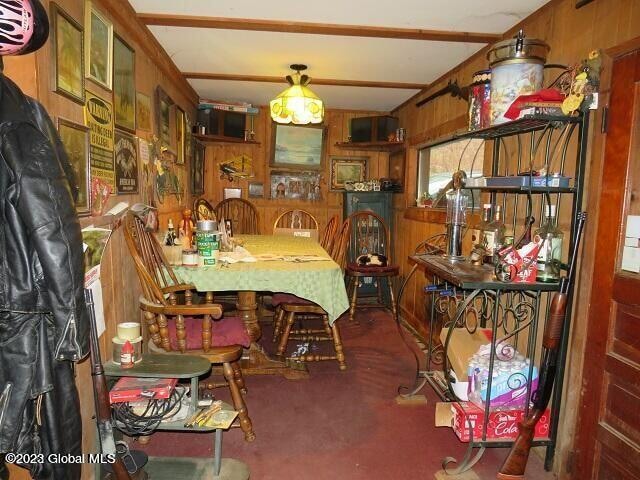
xmin=0 ymin=72 xmax=88 ymax=479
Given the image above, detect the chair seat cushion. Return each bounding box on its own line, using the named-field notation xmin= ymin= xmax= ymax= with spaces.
xmin=346 ymin=262 xmax=400 ymax=275
xmin=167 ymin=316 xmax=251 ymax=350
xmin=272 ymin=293 xmax=314 ymax=306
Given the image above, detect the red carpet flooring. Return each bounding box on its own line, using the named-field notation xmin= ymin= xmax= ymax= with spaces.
xmin=137 ymin=309 xmax=556 ymax=480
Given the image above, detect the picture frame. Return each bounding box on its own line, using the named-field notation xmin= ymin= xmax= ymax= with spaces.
xmin=191 ymin=140 xmax=205 ymax=195
xmin=113 ymin=34 xmax=136 ymax=132
xmin=388 ymin=150 xmax=406 ymax=193
xmin=57 ymin=118 xmax=90 ymax=215
xmin=84 ymin=2 xmax=112 ymax=90
xmin=51 ymin=3 xmax=84 ymax=104
xmin=155 ymin=86 xmax=173 ymax=149
xmin=248 ymin=182 xmax=264 ymax=199
xmin=136 ymin=92 xmax=152 ymax=131
xmin=114 ymin=129 xmax=138 ymax=194
xmin=330 ymin=157 xmax=368 ymax=191
xmin=271 ymin=123 xmax=324 ymax=170
xmin=175 ymin=106 xmax=185 ymax=164
xmin=224 ymin=188 xmax=242 ymax=199
xmin=270 ymin=171 xmax=322 ymax=201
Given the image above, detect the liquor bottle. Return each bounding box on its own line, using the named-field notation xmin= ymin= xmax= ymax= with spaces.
xmin=164 ymin=219 xmax=178 ymax=246
xmin=484 ymin=205 xmax=505 ymax=264
xmin=535 ymin=205 xmax=564 ymax=282
xmin=471 ymin=204 xmax=492 ymax=249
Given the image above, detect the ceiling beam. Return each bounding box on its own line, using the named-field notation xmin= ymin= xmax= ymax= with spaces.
xmin=183 ymin=72 xmax=425 ymax=90
xmin=138 ymin=13 xmax=501 ymax=44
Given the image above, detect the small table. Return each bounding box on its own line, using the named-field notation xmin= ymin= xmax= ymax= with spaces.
xmin=104 ymin=354 xmax=249 ymax=479
xmin=173 ymin=235 xmax=350 ymax=376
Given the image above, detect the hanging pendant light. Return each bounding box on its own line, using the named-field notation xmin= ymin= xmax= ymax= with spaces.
xmin=270 ymin=64 xmax=324 ymax=125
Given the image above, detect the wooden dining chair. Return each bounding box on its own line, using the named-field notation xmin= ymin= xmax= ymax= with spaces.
xmin=344 ymin=211 xmax=399 ymax=322
xmin=270 ymin=219 xmax=351 ymax=370
xmin=193 ymin=197 xmax=216 ymax=221
xmin=273 ymin=209 xmax=319 ymax=241
xmin=123 ymin=212 xmax=255 ymax=441
xmin=320 ymin=214 xmax=340 ymax=252
xmin=214 ymin=198 xmax=260 ymax=234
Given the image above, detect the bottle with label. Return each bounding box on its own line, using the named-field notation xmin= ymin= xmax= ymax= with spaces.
xmin=471 ymin=204 xmax=492 ymax=249
xmin=535 ymin=205 xmax=564 ymax=282
xmin=484 ymin=205 xmax=505 ymax=264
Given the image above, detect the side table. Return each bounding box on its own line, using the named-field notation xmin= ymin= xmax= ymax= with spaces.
xmin=104 ymin=354 xmax=249 ymax=479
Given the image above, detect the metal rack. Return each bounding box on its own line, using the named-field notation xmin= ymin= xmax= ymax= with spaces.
xmin=409 ymin=112 xmax=589 ymax=474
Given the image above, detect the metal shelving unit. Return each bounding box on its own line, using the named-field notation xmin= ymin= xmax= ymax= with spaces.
xmin=408 ymin=112 xmax=589 ymax=474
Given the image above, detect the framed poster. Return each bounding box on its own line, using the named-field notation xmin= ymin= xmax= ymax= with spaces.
xmin=271 ymin=123 xmax=324 ymax=169
xmin=114 ymin=129 xmax=138 ymax=194
xmin=155 ymin=86 xmax=173 ymax=149
xmin=84 ymin=3 xmax=112 ymax=90
xmin=136 ymin=92 xmax=152 ymax=131
xmin=58 ymin=118 xmax=90 ymax=215
xmin=248 ymin=182 xmax=264 ymax=198
xmin=330 ymin=157 xmax=367 ymax=191
xmin=175 ymin=107 xmax=185 ymax=164
xmin=270 ymin=171 xmax=322 ymax=201
xmin=84 ymin=90 xmax=115 ymax=190
xmin=51 ymin=3 xmax=84 ymax=104
xmin=191 ymin=140 xmax=205 ymax=195
xmin=113 ymin=34 xmax=135 ymax=132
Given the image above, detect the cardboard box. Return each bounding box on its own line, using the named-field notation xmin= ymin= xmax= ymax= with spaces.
xmin=435 ymin=401 xmax=550 ymax=442
xmin=440 ymin=327 xmax=492 ymax=382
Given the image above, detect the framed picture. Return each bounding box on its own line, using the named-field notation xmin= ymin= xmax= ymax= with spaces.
xmin=84 ymin=3 xmax=112 ymax=90
xmin=113 ymin=34 xmax=135 ymax=132
xmin=136 ymin=92 xmax=152 ymax=131
xmin=175 ymin=107 xmax=185 ymax=164
xmin=388 ymin=150 xmax=406 ymax=193
xmin=51 ymin=3 xmax=84 ymax=104
xmin=248 ymin=182 xmax=264 ymax=198
xmin=224 ymin=188 xmax=242 ymax=199
xmin=57 ymin=118 xmax=90 ymax=215
xmin=156 ymin=86 xmax=173 ymax=149
xmin=114 ymin=129 xmax=138 ymax=194
xmin=191 ymin=140 xmax=205 ymax=195
xmin=330 ymin=157 xmax=368 ymax=191
xmin=270 ymin=171 xmax=322 ymax=201
xmin=271 ymin=123 xmax=324 ymax=169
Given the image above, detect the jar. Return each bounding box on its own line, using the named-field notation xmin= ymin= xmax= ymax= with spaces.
xmin=196 ymin=220 xmax=220 ymax=266
xmin=468 ymin=70 xmax=491 ymax=130
xmin=182 ymin=248 xmax=198 ymax=266
xmin=487 ymin=30 xmax=549 ymax=125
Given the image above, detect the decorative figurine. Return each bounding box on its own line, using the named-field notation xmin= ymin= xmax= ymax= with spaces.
xmin=178 ymin=208 xmax=195 ymax=248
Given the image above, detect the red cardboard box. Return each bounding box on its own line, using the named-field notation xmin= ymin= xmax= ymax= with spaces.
xmin=109 ymin=377 xmax=177 ymax=404
xmin=450 ymin=402 xmax=550 ymax=442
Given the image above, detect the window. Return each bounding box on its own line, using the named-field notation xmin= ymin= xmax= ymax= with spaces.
xmin=417 ymin=138 xmax=484 ymax=208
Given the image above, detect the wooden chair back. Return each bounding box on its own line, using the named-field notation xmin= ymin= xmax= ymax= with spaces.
xmin=320 ymin=214 xmax=340 ymax=251
xmin=273 ymin=209 xmax=319 ymax=241
xmin=214 ymin=198 xmax=259 ymax=234
xmin=194 ymin=198 xmax=215 ymax=221
xmin=123 ymin=211 xmax=179 ymax=305
xmin=346 ymin=210 xmax=392 ymax=264
xmin=329 ymin=219 xmax=351 ymax=271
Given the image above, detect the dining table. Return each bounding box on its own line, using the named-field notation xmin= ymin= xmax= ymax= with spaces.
xmin=172 ymin=234 xmax=350 ymax=377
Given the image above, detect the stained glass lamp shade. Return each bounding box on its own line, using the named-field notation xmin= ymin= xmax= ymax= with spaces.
xmin=270 ymin=65 xmax=324 ymax=125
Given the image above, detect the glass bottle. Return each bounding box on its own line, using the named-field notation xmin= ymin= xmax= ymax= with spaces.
xmin=471 ymin=204 xmax=492 ymax=249
xmin=484 ymin=205 xmax=505 ymax=264
xmin=165 ymin=219 xmax=177 ymax=246
xmin=535 ymin=205 xmax=564 ymax=282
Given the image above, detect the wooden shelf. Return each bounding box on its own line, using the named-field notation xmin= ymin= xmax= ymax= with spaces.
xmin=334 ymin=141 xmax=406 ymax=152
xmin=193 ymin=133 xmax=260 ymax=145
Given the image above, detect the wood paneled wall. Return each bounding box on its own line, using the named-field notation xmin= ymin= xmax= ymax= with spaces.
xmin=390 ymin=0 xmax=640 ymax=476
xmin=195 ymin=107 xmax=390 ymax=234
xmin=3 ymin=1 xmax=197 ymax=478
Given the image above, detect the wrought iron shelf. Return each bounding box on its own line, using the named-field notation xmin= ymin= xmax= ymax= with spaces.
xmin=422 ymin=114 xmax=581 ymax=149
xmin=410 ymin=254 xmax=560 ymax=292
xmin=465 ymin=185 xmax=575 ymax=194
xmin=334 ymin=141 xmax=406 ymax=152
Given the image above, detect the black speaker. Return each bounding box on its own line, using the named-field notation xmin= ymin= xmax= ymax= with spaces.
xmin=350 ymin=115 xmax=399 ymax=143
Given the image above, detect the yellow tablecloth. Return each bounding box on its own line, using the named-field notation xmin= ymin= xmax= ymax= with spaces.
xmin=173 ymin=235 xmax=349 ymax=324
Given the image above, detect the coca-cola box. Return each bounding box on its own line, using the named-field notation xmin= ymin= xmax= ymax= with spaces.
xmin=436 ymin=402 xmax=550 ymax=442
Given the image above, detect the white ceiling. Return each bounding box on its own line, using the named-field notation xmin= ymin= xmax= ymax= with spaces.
xmin=131 ymin=0 xmax=552 ymax=111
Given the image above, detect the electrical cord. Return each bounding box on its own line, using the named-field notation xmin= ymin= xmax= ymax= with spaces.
xmin=112 ymin=386 xmax=185 ymax=436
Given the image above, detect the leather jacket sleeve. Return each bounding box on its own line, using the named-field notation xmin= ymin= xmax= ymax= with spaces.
xmin=1 ymin=122 xmax=89 ymax=361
